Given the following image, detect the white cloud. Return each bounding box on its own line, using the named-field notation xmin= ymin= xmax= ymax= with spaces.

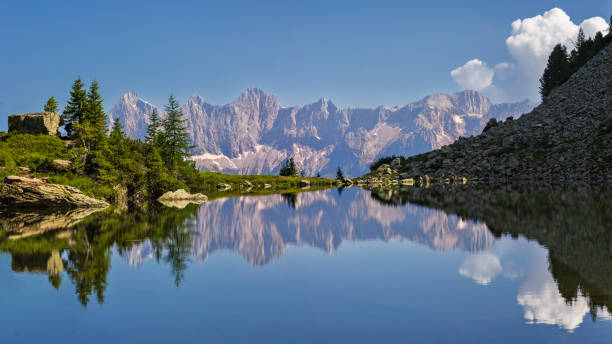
xmin=459 ymin=252 xmax=502 ymax=285
xmin=450 ymin=59 xmax=495 ymax=91
xmin=506 ymin=8 xmax=609 ymax=73
xmin=451 ymin=8 xmax=609 ymax=101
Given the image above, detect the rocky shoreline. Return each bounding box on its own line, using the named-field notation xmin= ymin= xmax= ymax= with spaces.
xmin=359 ymin=43 xmax=612 ymax=185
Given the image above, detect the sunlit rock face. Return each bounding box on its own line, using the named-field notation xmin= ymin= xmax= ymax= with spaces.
xmin=121 ymin=189 xmax=496 ymax=267
xmin=108 ymin=89 xmax=534 ymax=176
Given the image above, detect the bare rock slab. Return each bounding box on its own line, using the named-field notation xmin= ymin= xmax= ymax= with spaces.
xmin=0 ymin=176 xmax=109 ymax=209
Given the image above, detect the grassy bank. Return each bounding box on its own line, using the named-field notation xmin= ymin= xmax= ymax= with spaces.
xmin=199 ymin=171 xmax=337 ymax=200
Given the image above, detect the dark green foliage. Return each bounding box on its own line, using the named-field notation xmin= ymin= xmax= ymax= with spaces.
xmin=43 ymin=96 xmax=58 ymax=113
xmin=279 ymin=156 xmax=298 ymax=176
xmin=539 ymin=44 xmax=570 ymax=99
xmin=77 ymin=80 xmax=111 ymax=177
xmin=145 ymin=109 xmax=161 ymax=146
xmin=336 ymin=166 xmax=345 ymax=180
xmin=161 ymin=95 xmax=191 ymax=170
xmin=62 ymin=78 xmax=87 ymax=137
xmin=540 ymin=27 xmax=612 ymax=100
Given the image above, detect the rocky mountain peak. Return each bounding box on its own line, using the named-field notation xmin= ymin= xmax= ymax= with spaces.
xmin=186 ymin=93 xmax=205 ymax=105
xmin=109 ymin=87 xmax=534 ymax=176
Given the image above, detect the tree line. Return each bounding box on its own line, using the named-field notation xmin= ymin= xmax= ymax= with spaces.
xmin=540 ymin=18 xmax=612 ymax=99
xmin=44 ymin=78 xmax=202 ymax=201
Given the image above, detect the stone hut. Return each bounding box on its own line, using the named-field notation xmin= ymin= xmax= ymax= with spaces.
xmin=8 ymin=112 xmax=60 ymax=136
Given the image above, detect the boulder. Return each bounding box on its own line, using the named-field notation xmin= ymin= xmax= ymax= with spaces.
xmin=299 ymin=179 xmax=310 ymax=187
xmin=8 ymin=112 xmax=60 ymax=136
xmin=157 ymin=189 xmax=208 ymax=208
xmin=0 ymin=176 xmax=109 ymax=209
xmin=52 ymin=159 xmax=72 ymax=171
xmin=157 ymin=189 xmax=207 ymax=201
xmin=216 ymin=183 xmax=231 ymax=191
xmin=263 ymin=183 xmax=272 ymax=189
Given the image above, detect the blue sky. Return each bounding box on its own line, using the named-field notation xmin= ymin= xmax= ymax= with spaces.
xmin=0 ymin=0 xmax=610 ymax=130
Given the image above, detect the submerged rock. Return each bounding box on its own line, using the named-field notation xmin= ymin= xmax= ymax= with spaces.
xmin=0 ymin=176 xmax=109 ymax=209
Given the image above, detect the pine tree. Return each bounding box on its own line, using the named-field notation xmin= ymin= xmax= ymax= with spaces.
xmin=576 ymin=28 xmax=586 ymax=51
xmin=44 ymin=96 xmax=58 ymax=113
xmin=108 ymin=119 xmax=126 ymax=165
xmin=279 ymin=156 xmax=298 ymax=176
xmin=62 ymin=78 xmax=87 ymax=137
xmin=76 ymin=81 xmax=111 ymax=177
xmin=161 ymin=95 xmax=191 ymax=170
xmin=145 ymin=146 xmax=166 ymax=198
xmin=539 ymin=44 xmax=570 ymax=99
xmin=336 ymin=166 xmax=345 ymax=181
xmin=145 ymin=109 xmax=161 ymax=146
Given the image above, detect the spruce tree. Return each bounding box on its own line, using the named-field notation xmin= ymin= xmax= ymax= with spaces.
xmin=77 ymin=81 xmax=111 ymax=176
xmin=44 ymin=96 xmax=58 ymax=113
xmin=336 ymin=166 xmax=345 ymax=181
xmin=539 ymin=44 xmax=570 ymax=99
xmin=161 ymin=95 xmax=191 ymax=170
xmin=62 ymin=78 xmax=87 ymax=137
xmin=145 ymin=146 xmax=166 ymax=198
xmin=108 ymin=119 xmax=126 ymax=165
xmin=145 ymin=109 xmax=161 ymax=146
xmin=279 ymin=156 xmax=298 ymax=176
xmin=576 ymin=28 xmax=586 ymax=51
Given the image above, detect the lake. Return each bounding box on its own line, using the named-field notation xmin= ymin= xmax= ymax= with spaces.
xmin=1 ymin=186 xmax=611 ymax=343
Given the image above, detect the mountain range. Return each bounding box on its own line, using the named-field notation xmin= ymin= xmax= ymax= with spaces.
xmin=107 ymin=89 xmax=535 ymax=176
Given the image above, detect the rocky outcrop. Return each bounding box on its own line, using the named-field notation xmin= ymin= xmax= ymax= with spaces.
xmin=0 ymin=176 xmax=109 ymax=209
xmin=8 ymin=112 xmax=60 ymax=136
xmin=157 ymin=189 xmax=207 ymax=208
xmin=392 ymin=43 xmax=612 ymax=184
xmin=109 ymin=88 xmax=534 ymax=177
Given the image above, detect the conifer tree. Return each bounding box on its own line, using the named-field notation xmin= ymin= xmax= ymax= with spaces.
xmin=145 ymin=109 xmax=161 ymax=146
xmin=62 ymin=78 xmax=87 ymax=137
xmin=336 ymin=166 xmax=345 ymax=181
xmin=161 ymin=95 xmax=191 ymax=169
xmin=279 ymin=156 xmax=298 ymax=176
xmin=539 ymin=44 xmax=570 ymax=99
xmin=576 ymin=28 xmax=586 ymax=51
xmin=145 ymin=146 xmax=166 ymax=198
xmin=44 ymin=96 xmax=58 ymax=113
xmin=108 ymin=120 xmax=126 ymax=164
xmin=76 ymin=81 xmax=111 ymax=176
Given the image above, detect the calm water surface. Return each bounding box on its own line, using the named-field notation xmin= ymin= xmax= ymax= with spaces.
xmin=1 ymin=186 xmax=611 ymax=343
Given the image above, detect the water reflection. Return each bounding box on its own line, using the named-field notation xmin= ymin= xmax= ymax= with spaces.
xmin=0 ymin=185 xmax=611 ymax=334
xmin=372 ymin=184 xmax=612 ymax=331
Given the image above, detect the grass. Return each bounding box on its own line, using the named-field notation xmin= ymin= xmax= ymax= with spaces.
xmin=199 ymin=171 xmax=337 ymax=200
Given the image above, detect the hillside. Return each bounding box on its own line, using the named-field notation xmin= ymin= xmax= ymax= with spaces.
xmin=381 ymin=42 xmax=612 ymax=183
xmin=108 ymin=90 xmax=534 ymax=177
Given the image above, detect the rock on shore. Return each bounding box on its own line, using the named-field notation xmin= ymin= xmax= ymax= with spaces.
xmin=157 ymin=189 xmax=208 ymax=208
xmin=0 ymin=176 xmax=109 ymax=209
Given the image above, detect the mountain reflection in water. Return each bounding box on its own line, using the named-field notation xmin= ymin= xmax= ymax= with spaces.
xmin=0 ymin=185 xmax=611 ymax=335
